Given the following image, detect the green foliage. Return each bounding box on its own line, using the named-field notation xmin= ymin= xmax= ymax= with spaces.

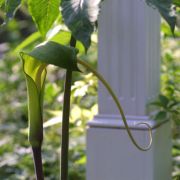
xmin=50 ymin=30 xmax=85 ymax=54
xmin=161 ymin=19 xmax=180 ymax=37
xmin=148 ymin=23 xmax=180 ymax=177
xmin=15 ymin=31 xmax=42 ymax=52
xmin=0 ymin=20 xmax=97 ymax=177
xmin=150 ymin=94 xmax=179 ymax=122
xmin=61 ymin=0 xmax=101 ymax=50
xmin=23 ymin=41 xmax=79 ymax=71
xmin=0 ymin=0 xmax=5 ymax=8
xmin=161 ymin=37 xmax=180 ymax=137
xmin=149 ymin=26 xmax=180 ymax=132
xmin=0 ymin=0 xmax=179 ymax=179
xmin=173 ymin=0 xmax=180 ymax=7
xmin=28 ymin=0 xmax=61 ymax=37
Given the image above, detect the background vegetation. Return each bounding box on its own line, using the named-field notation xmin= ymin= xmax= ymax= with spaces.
xmin=0 ymin=5 xmax=179 ymax=180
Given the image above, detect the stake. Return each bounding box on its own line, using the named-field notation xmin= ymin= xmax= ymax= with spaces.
xmin=60 ymin=36 xmax=76 ymax=180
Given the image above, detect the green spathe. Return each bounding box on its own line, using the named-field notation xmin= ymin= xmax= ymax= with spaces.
xmin=21 ymin=56 xmax=46 ymax=147
xmin=20 ymin=41 xmax=79 ymax=147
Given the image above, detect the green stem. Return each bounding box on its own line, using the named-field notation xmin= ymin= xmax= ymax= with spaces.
xmin=32 ymin=147 xmax=44 ymax=180
xmin=61 ymin=69 xmax=72 ymax=180
xmin=60 ymin=36 xmax=76 ymax=180
xmin=77 ymin=59 xmax=152 ymax=151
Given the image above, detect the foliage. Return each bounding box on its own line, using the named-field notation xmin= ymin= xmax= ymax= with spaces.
xmin=0 ymin=10 xmax=97 ymax=178
xmin=0 ymin=28 xmax=97 ymax=180
xmin=0 ymin=0 xmax=179 ymax=179
xmin=149 ymin=21 xmax=180 ymax=178
xmin=61 ymin=0 xmax=101 ymax=50
xmin=28 ymin=0 xmax=60 ymax=37
xmin=161 ymin=33 xmax=180 ymax=178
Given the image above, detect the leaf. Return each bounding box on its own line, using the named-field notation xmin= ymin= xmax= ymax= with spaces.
xmin=26 ymin=41 xmax=79 ymax=71
xmin=19 ymin=41 xmax=79 ymax=146
xmin=149 ymin=101 xmax=162 ymax=107
xmin=146 ymin=0 xmax=176 ymax=33
xmin=154 ymin=111 xmax=167 ymax=121
xmin=50 ymin=30 xmax=85 ymax=53
xmin=61 ymin=0 xmax=101 ymax=50
xmin=173 ymin=0 xmax=180 ymax=7
xmin=50 ymin=30 xmax=71 ymax=44
xmin=5 ymin=0 xmax=21 ymax=19
xmin=159 ymin=94 xmax=169 ymax=108
xmin=28 ymin=0 xmax=61 ymax=37
xmin=168 ymin=102 xmax=180 ymax=109
xmin=14 ymin=31 xmax=42 ymax=53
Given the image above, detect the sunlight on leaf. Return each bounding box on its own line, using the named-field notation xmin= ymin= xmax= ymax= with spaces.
xmin=43 ymin=116 xmax=62 ymax=128
xmin=50 ymin=30 xmax=85 ymax=53
xmin=61 ymin=0 xmax=101 ymax=50
xmin=14 ymin=31 xmax=42 ymax=53
xmin=28 ymin=0 xmax=61 ymax=37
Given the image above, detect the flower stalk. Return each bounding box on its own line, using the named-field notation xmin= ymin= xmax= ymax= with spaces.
xmin=60 ymin=36 xmax=76 ymax=180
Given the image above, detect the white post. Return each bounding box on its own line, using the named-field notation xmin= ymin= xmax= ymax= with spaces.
xmin=86 ymin=0 xmax=172 ymax=180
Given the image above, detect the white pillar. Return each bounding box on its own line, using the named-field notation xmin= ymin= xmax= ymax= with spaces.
xmin=86 ymin=0 xmax=172 ymax=180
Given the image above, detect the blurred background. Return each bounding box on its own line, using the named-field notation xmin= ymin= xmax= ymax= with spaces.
xmin=0 ymin=4 xmax=179 ymax=180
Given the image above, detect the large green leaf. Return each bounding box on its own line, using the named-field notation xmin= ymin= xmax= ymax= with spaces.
xmin=28 ymin=0 xmax=61 ymax=37
xmin=146 ymin=0 xmax=176 ymax=32
xmin=5 ymin=0 xmax=21 ymax=18
xmin=15 ymin=31 xmax=42 ymax=53
xmin=61 ymin=0 xmax=101 ymax=50
xmin=27 ymin=41 xmax=79 ymax=71
xmin=20 ymin=41 xmax=79 ymax=147
xmin=50 ymin=30 xmax=85 ymax=53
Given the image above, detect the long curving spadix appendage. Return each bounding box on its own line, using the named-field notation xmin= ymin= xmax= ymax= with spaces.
xmin=77 ymin=58 xmax=152 ymax=151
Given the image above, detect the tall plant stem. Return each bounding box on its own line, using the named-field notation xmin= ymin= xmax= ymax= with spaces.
xmin=61 ymin=36 xmax=76 ymax=180
xmin=77 ymin=59 xmax=152 ymax=151
xmin=32 ymin=147 xmax=44 ymax=180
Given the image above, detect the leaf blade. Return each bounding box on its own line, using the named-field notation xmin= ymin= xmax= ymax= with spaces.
xmin=28 ymin=0 xmax=61 ymax=37
xmin=27 ymin=41 xmax=79 ymax=71
xmin=146 ymin=0 xmax=176 ymax=33
xmin=14 ymin=31 xmax=42 ymax=53
xmin=61 ymin=0 xmax=101 ymax=50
